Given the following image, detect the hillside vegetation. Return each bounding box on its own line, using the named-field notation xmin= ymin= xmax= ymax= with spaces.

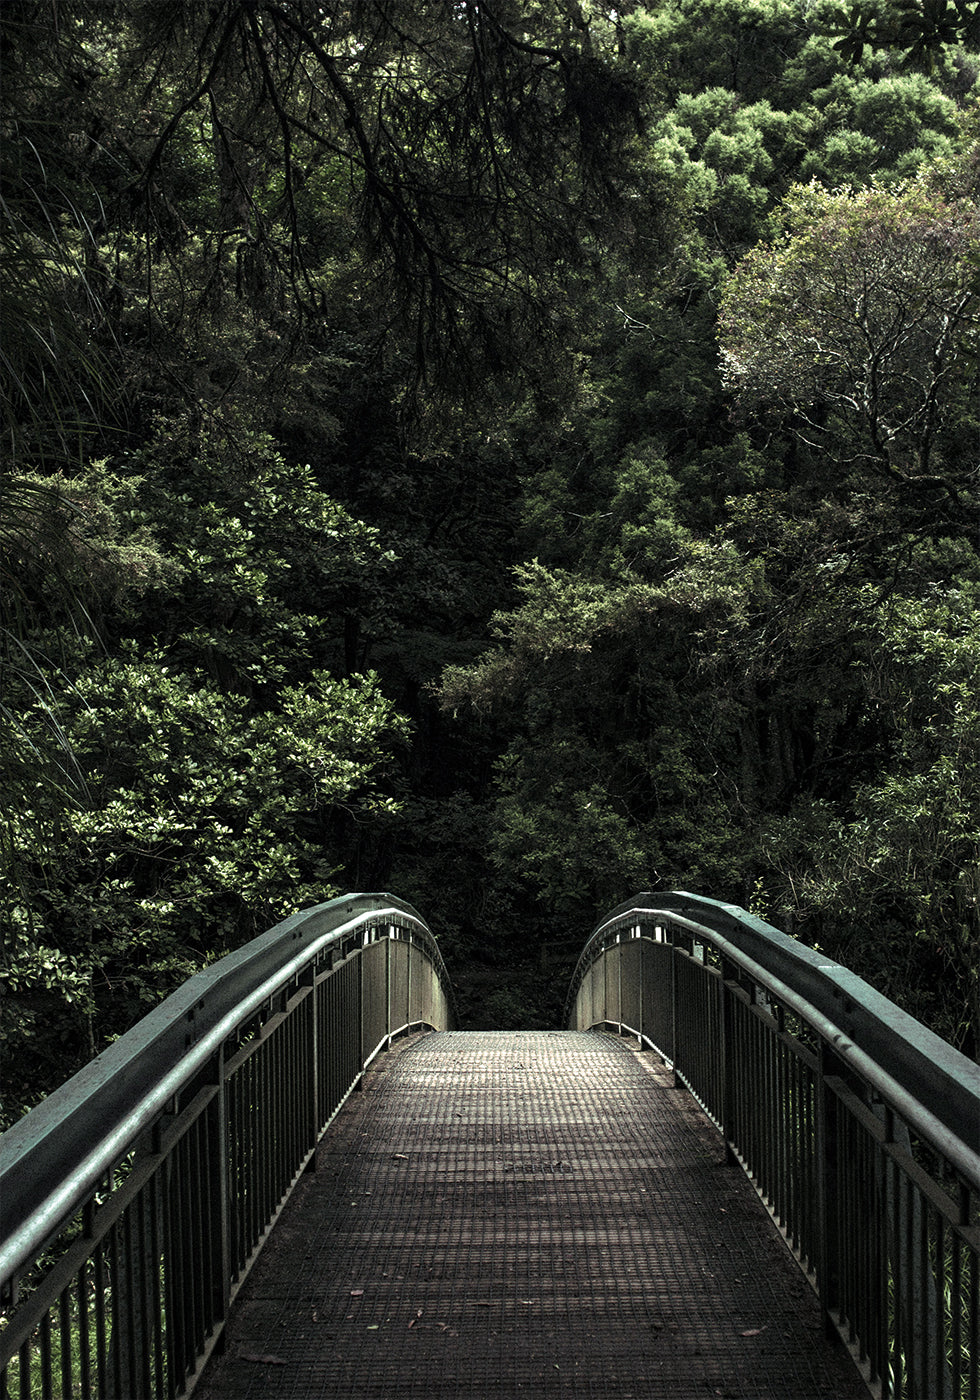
xmin=2 ymin=0 xmax=978 ymax=1120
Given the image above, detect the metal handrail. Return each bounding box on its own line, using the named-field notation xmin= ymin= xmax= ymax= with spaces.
xmin=567 ymin=890 xmax=980 ymax=1182
xmin=1 ymin=892 xmax=455 ymax=1397
xmin=567 ymin=889 xmax=980 ymax=1400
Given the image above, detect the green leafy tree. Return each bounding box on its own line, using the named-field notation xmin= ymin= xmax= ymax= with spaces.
xmin=2 ymin=656 xmax=407 ymax=1118
xmin=3 ymin=0 xmax=650 ymax=389
xmin=827 ymin=0 xmax=980 ymax=70
xmin=718 ymin=178 xmax=980 ymax=535
xmin=440 ymin=560 xmax=744 ymax=928
xmin=762 ymin=585 xmax=980 ymax=1052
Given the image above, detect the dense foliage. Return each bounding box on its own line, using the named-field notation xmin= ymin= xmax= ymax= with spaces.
xmin=2 ymin=0 xmax=978 ymax=1119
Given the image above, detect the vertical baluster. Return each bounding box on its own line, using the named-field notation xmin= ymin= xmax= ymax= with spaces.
xmin=77 ymin=1257 xmax=91 ymax=1400
xmin=780 ymin=1022 xmax=791 ymax=1231
xmin=799 ymin=1058 xmax=810 ymax=1264
xmin=18 ymin=1337 xmax=31 ymax=1400
xmin=937 ymin=1200 xmax=950 ymax=1400
xmin=58 ymin=1283 xmax=72 ymax=1399
xmin=857 ymin=1119 xmax=871 ymax=1362
xmin=869 ymin=1121 xmax=881 ymax=1369
xmin=93 ymin=1238 xmax=108 ymax=1400
xmin=164 ymin=1140 xmax=180 ymax=1392
xmin=764 ymin=1009 xmax=776 ymax=1205
xmin=273 ymin=1022 xmax=282 ymax=1204
xmin=265 ymin=1033 xmax=276 ymax=1220
xmin=39 ymin=1310 xmax=52 ymax=1400
xmin=754 ymin=1007 xmax=765 ymax=1192
xmin=950 ymin=1222 xmax=962 ymax=1400
xmin=783 ymin=1041 xmax=793 ymax=1242
xmin=872 ymin=1125 xmax=887 ymax=1390
xmin=774 ymin=1014 xmax=784 ymax=1226
xmin=149 ymin=1169 xmax=165 ymax=1400
xmin=287 ymin=1009 xmax=298 ymax=1172
xmin=896 ymin=1163 xmax=909 ymax=1399
xmin=852 ymin=1116 xmax=863 ymax=1351
xmin=968 ymin=1215 xmax=978 ymax=1400
xmin=273 ymin=1023 xmax=283 ymax=1207
xmin=815 ymin=1047 xmax=840 ymax=1342
xmin=196 ymin=1111 xmax=213 ymax=1345
xmin=924 ymin=1198 xmax=935 ymax=1400
xmin=138 ymin=1190 xmax=155 ymax=1399
xmin=231 ymin=1065 xmax=245 ymax=1281
xmin=179 ymin=1129 xmax=196 ymax=1387
xmin=886 ymin=1152 xmax=898 ymax=1399
xmin=243 ymin=1046 xmax=256 ymax=1253
xmin=185 ymin=1120 xmax=201 ymax=1371
xmin=110 ymin=1221 xmax=125 ymax=1400
xmin=841 ymin=1112 xmax=855 ymax=1345
xmin=902 ymin=1164 xmax=915 ymax=1400
xmin=252 ymin=1048 xmax=264 ymax=1247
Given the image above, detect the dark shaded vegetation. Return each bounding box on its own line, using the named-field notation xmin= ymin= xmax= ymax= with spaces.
xmin=2 ymin=0 xmax=978 ymax=1122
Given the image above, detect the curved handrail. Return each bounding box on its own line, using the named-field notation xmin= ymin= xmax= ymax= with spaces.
xmin=567 ymin=889 xmax=979 ymax=1177
xmin=0 ymin=892 xmax=454 ymax=1289
xmin=567 ymin=890 xmax=980 ymax=1397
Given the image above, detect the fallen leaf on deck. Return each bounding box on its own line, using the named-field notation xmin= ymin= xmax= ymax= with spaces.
xmin=740 ymin=1326 xmax=767 ymax=1337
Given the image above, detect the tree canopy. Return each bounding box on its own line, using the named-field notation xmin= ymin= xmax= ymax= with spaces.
xmin=719 ymin=178 xmax=980 ymax=530
xmin=3 ymin=0 xmax=979 ymax=1118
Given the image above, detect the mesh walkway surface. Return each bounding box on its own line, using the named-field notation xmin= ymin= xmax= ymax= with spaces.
xmin=197 ymin=1030 xmax=866 ymax=1399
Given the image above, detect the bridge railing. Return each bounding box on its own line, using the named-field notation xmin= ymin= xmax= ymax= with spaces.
xmin=0 ymin=893 xmax=454 ymax=1400
xmin=566 ymin=890 xmax=980 ymax=1400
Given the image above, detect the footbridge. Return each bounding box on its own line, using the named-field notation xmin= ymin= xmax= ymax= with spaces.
xmin=2 ymin=893 xmax=978 ymax=1399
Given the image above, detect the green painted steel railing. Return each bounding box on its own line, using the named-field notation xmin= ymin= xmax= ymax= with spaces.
xmin=0 ymin=893 xmax=454 ymax=1400
xmin=566 ymin=890 xmax=980 ymax=1400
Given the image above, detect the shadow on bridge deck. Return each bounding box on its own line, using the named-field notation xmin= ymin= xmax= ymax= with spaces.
xmin=197 ymin=1030 xmax=867 ymax=1400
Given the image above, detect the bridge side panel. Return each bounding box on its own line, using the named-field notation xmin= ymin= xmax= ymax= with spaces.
xmin=588 ymin=959 xmax=604 ymax=1028
xmin=641 ymin=937 xmax=674 ymax=1060
xmin=389 ymin=937 xmax=411 ymax=1034
xmin=603 ymin=944 xmax=622 ymax=1026
xmin=573 ymin=964 xmax=592 ymax=1030
xmin=408 ymin=941 xmax=429 ymax=1027
xmin=317 ymin=956 xmax=361 ymax=1129
xmin=432 ymin=957 xmax=451 ymax=1030
xmin=619 ymin=940 xmax=642 ymax=1034
xmin=673 ymin=951 xmax=723 ymax=1124
xmin=361 ymin=938 xmax=390 ymax=1064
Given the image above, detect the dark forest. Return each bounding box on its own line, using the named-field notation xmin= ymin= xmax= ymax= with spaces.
xmin=2 ymin=0 xmax=978 ymax=1123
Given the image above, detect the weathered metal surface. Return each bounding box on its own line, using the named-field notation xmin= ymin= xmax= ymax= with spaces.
xmin=0 ymin=898 xmax=455 ymax=1398
xmin=571 ymin=892 xmax=980 ymax=1160
xmin=197 ymin=1030 xmax=868 ymax=1400
xmin=569 ymin=899 xmax=980 ymax=1397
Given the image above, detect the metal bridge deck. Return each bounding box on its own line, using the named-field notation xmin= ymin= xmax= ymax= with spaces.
xmin=197 ymin=1030 xmax=866 ymax=1399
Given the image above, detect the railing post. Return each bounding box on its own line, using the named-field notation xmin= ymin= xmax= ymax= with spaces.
xmin=306 ymin=963 xmax=320 ymax=1174
xmin=720 ymin=958 xmax=738 ymax=1167
xmin=878 ymin=1105 xmax=952 ymax=1400
xmin=387 ymin=925 xmax=395 ymax=1046
xmin=355 ymin=950 xmax=365 ymax=1090
xmin=670 ymin=924 xmax=682 ymax=1088
xmin=637 ymin=926 xmax=645 ymax=1047
xmin=403 ymin=929 xmax=411 ymax=1030
xmin=815 ymin=1041 xmax=841 ymax=1338
xmin=617 ymin=936 xmax=623 ymax=1036
xmin=212 ymin=1047 xmax=232 ymax=1350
